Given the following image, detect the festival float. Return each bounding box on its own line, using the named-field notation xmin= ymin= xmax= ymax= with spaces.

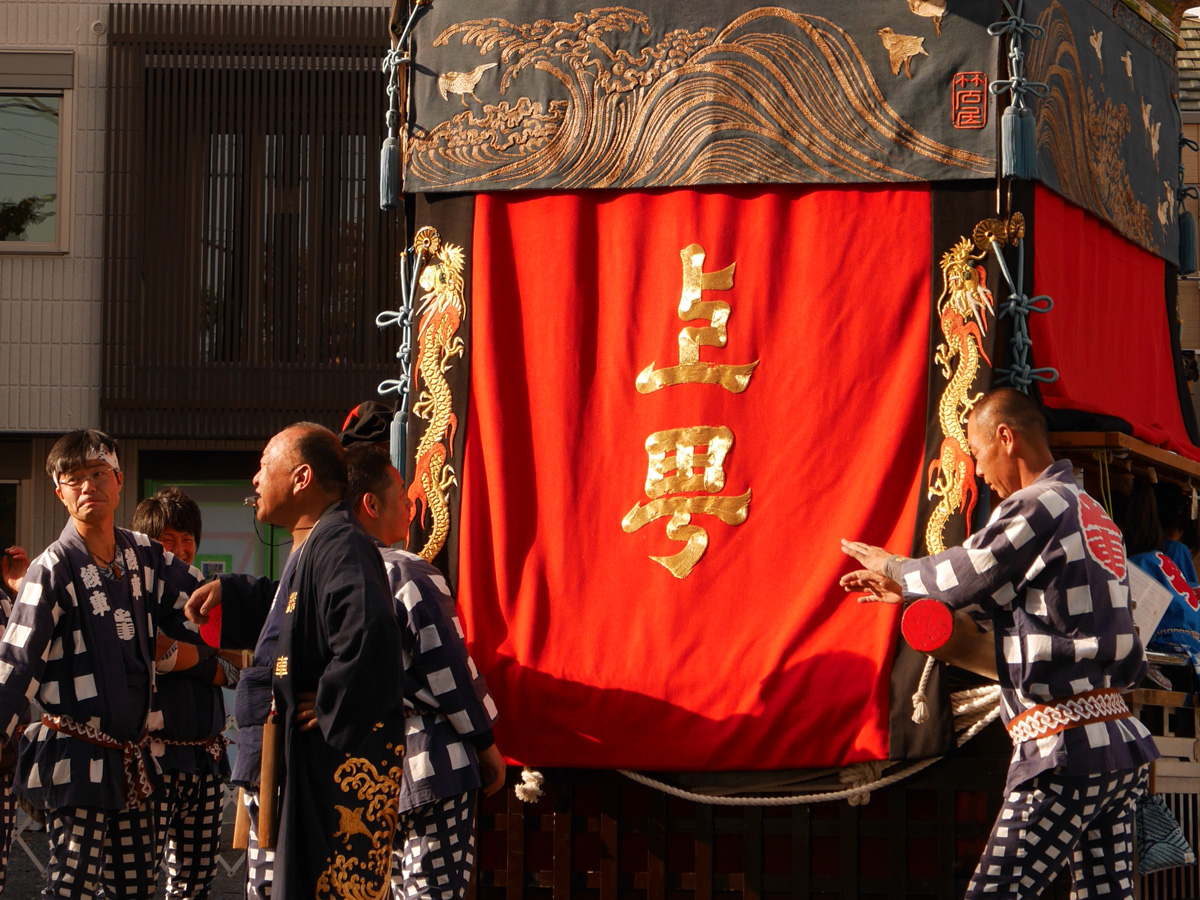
xmin=374 ymin=1 xmax=1200 ymax=895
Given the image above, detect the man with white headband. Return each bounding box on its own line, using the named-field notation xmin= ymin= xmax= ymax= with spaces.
xmin=0 ymin=429 xmax=204 ymax=899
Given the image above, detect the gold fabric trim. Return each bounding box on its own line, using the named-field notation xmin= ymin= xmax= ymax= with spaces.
xmin=924 ymin=215 xmax=1023 ymax=553
xmin=274 ymin=656 xmax=288 ymax=677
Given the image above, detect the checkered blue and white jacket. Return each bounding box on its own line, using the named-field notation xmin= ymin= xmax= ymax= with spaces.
xmin=380 ymin=546 xmax=499 ymax=811
xmin=0 ymin=523 xmax=202 ymax=810
xmin=898 ymin=459 xmax=1159 ymax=792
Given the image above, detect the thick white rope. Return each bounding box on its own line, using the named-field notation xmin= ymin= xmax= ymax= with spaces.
xmin=514 ymin=767 xmax=545 ymax=802
xmin=605 ymin=682 xmax=1003 ymax=807
xmin=912 ymin=655 xmax=937 ymax=724
xmin=511 ymin=681 xmax=1003 ymax=807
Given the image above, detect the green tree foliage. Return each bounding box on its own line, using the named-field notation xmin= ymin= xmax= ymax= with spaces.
xmin=0 ymin=195 xmax=51 ymax=241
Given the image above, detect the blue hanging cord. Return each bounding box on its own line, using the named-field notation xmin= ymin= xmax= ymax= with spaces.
xmin=985 ymin=226 xmax=1058 ymax=393
xmin=379 ymin=2 xmax=431 ymax=210
xmin=376 ymin=244 xmax=430 ymax=479
xmin=1177 ymin=134 xmax=1199 ymax=275
xmin=988 ymin=0 xmax=1048 ymax=180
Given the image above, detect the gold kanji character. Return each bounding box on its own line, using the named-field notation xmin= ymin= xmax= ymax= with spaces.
xmin=622 ymin=426 xmax=751 ymax=578
xmin=637 ymin=244 xmax=759 ymax=394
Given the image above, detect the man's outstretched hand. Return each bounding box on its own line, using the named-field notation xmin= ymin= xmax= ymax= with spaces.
xmin=840 ymin=539 xmax=894 ymax=575
xmin=185 ymin=579 xmax=222 ymax=625
xmin=839 ymin=569 xmax=904 ymax=604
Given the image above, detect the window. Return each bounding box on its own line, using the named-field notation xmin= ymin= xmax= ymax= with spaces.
xmin=0 ymin=51 xmax=73 ymax=253
xmin=102 ymin=7 xmax=401 ymax=439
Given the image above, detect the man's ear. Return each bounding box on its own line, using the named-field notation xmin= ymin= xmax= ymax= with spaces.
xmin=114 ymin=470 xmax=124 ymax=491
xmin=291 ymin=463 xmax=313 ymax=494
xmin=363 ymin=492 xmax=381 ymax=520
xmin=995 ymin=423 xmax=1016 ymax=455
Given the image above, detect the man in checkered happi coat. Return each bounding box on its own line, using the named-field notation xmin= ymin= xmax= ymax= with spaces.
xmin=133 ymin=489 xmax=232 ymax=900
xmin=344 ymin=443 xmax=505 ymax=900
xmin=0 ymin=431 xmax=205 ymax=899
xmin=842 ymin=389 xmax=1159 ymax=899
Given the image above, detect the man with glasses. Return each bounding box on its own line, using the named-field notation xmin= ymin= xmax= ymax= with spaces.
xmin=0 ymin=429 xmax=203 ymax=899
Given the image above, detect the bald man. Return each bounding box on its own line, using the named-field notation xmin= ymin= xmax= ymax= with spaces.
xmin=842 ymin=388 xmax=1158 ymax=900
xmin=188 ymin=423 xmax=407 ymax=900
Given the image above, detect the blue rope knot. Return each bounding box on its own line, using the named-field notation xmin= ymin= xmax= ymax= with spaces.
xmin=987 ymin=10 xmax=1045 ymax=42
xmin=377 ymin=378 xmax=409 ymax=398
xmin=990 ymin=76 xmax=1049 ymax=101
xmin=996 ymin=363 xmax=1059 ymax=388
xmin=989 ymin=229 xmax=1058 ymax=394
xmin=381 ymin=46 xmax=407 ymax=74
xmin=376 ymin=309 xmax=406 ymax=329
xmin=1006 ymin=330 xmax=1034 ymax=354
xmin=999 ymin=292 xmax=1053 ymax=317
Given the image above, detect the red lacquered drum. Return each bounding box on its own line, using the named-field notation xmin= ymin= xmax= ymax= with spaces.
xmin=901 ymin=598 xmax=953 ymax=652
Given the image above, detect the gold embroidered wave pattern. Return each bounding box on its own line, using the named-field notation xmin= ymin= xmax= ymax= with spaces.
xmin=1025 ymin=2 xmax=1156 ymax=254
xmin=409 ymin=6 xmax=993 ymax=190
xmin=408 ymin=226 xmax=466 ymax=563
xmin=315 ymin=744 xmax=405 ymax=900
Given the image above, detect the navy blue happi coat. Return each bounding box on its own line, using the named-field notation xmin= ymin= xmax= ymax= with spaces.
xmin=897 ymin=460 xmax=1159 ymax=792
xmin=0 ymin=523 xmax=202 ymax=810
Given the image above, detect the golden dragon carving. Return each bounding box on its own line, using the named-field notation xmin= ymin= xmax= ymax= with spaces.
xmin=408 ymin=226 xmax=467 ymax=562
xmin=925 ymin=220 xmax=1003 ymax=554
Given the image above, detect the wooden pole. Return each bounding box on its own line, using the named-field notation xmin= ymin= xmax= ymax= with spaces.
xmin=258 ymin=711 xmax=281 ymax=849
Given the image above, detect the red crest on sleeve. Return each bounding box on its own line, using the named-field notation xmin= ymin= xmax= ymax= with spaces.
xmin=1078 ymin=493 xmax=1126 ymax=580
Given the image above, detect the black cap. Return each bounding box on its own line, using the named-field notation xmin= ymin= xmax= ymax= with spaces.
xmin=339 ymin=401 xmax=395 ymax=446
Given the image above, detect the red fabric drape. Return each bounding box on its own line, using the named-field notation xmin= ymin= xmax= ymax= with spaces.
xmin=459 ymin=186 xmax=931 ymax=770
xmin=1032 ymin=187 xmax=1200 ymax=461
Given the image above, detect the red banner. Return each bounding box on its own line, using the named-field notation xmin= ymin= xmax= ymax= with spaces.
xmin=1032 ymin=187 xmax=1200 ymax=460
xmin=458 ymin=186 xmax=932 ymax=770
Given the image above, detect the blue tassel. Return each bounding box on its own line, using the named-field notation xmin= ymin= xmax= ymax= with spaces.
xmin=1180 ymin=207 xmax=1198 ymax=275
xmin=390 ymin=407 xmax=407 ymax=481
xmin=1001 ymin=105 xmax=1037 ymax=180
xmin=380 ymin=136 xmax=401 ymax=211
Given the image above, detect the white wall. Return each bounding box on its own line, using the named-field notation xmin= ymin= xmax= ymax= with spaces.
xmin=0 ymin=2 xmax=109 ymax=432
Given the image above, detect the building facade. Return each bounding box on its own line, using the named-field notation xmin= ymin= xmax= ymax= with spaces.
xmin=1 ymin=0 xmax=403 ymax=560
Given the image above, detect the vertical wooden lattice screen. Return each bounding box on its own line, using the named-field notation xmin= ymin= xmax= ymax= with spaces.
xmin=103 ymin=4 xmax=401 ymax=439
